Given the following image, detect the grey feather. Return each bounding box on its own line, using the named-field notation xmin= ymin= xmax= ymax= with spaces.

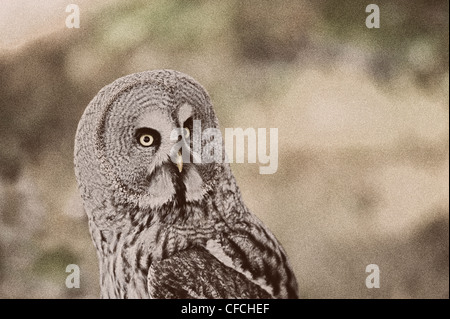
xmin=148 ymin=247 xmax=271 ymax=299
xmin=74 ymin=69 xmax=299 ymax=299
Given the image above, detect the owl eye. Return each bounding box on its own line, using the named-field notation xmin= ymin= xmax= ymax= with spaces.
xmin=184 ymin=127 xmax=190 ymax=139
xmin=183 ymin=117 xmax=193 ymax=139
xmin=135 ymin=127 xmax=160 ymax=148
xmin=139 ymin=134 xmax=154 ymax=147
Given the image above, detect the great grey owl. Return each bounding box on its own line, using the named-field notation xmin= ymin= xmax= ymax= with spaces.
xmin=74 ymin=69 xmax=299 ymax=299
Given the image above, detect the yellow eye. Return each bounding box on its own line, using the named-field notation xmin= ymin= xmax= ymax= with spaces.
xmin=139 ymin=134 xmax=154 ymax=147
xmin=184 ymin=127 xmax=190 ymax=139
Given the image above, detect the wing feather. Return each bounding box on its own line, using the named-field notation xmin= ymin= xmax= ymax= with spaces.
xmin=148 ymin=247 xmax=272 ymax=299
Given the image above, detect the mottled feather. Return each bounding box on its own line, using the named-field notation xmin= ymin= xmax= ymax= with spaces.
xmin=74 ymin=69 xmax=299 ymax=299
xmin=148 ymin=247 xmax=271 ymax=299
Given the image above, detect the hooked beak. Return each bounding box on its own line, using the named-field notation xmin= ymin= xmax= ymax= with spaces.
xmin=176 ymin=150 xmax=183 ymax=173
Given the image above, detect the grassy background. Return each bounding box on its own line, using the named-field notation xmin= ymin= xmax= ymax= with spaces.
xmin=0 ymin=0 xmax=448 ymax=298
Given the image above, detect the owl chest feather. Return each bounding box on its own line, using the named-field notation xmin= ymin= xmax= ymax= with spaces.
xmin=96 ymin=214 xmax=224 ymax=298
xmin=90 ymin=182 xmax=297 ymax=299
xmin=95 ymin=212 xmax=297 ymax=299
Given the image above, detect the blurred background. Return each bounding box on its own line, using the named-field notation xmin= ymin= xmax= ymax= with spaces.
xmin=0 ymin=0 xmax=448 ymax=298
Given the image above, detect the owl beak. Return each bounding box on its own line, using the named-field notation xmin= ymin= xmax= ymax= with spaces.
xmin=176 ymin=150 xmax=183 ymax=173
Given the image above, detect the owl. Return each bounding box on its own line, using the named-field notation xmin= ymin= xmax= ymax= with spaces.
xmin=74 ymin=69 xmax=299 ymax=299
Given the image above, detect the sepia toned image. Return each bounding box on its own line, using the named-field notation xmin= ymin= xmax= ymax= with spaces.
xmin=0 ymin=0 xmax=448 ymax=300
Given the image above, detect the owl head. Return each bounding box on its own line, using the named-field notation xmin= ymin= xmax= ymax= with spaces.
xmin=74 ymin=70 xmax=229 ymax=229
